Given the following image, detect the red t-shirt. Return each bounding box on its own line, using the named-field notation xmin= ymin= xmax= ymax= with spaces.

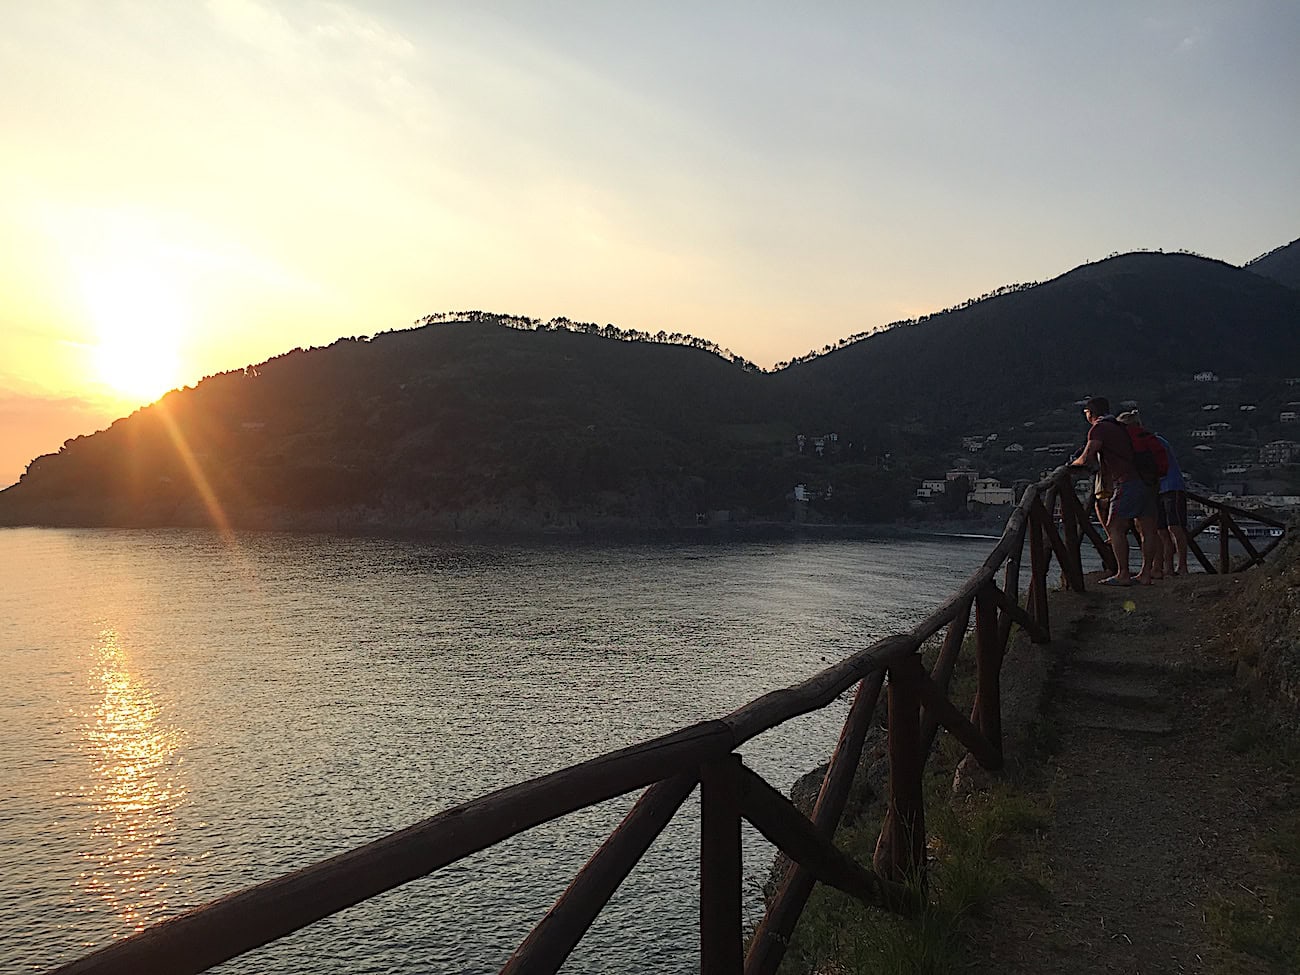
xmin=1087 ymin=417 xmax=1138 ymax=484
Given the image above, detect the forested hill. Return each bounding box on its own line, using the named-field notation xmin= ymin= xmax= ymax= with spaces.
xmin=2 ymin=247 xmax=1299 ymax=533
xmin=0 ymin=324 xmax=794 ymax=531
xmin=775 ymin=251 xmax=1300 ymax=437
xmin=1246 ymin=237 xmax=1300 ymax=290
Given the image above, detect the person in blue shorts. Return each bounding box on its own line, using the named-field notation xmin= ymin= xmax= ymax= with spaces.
xmin=1069 ymin=397 xmax=1158 ymax=585
xmin=1119 ymin=410 xmax=1189 ymax=576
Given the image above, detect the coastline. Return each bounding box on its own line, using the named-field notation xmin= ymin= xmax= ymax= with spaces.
xmin=0 ymin=492 xmax=1017 ymax=543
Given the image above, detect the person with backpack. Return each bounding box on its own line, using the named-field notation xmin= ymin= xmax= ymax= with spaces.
xmin=1118 ymin=410 xmax=1189 ymax=576
xmin=1116 ymin=411 xmax=1169 ymax=579
xmin=1069 ymin=396 xmax=1159 ymax=585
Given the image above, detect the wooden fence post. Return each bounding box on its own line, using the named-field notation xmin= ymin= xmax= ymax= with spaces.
xmin=972 ymin=585 xmax=1003 ymax=764
xmin=872 ymin=655 xmax=926 ymax=888
xmin=1222 ymin=509 xmax=1265 ymax=569
xmin=919 ymin=601 xmax=973 ymax=756
xmin=701 ymin=755 xmax=743 ymax=975
xmin=1056 ymin=480 xmax=1087 ymax=591
xmin=1219 ymin=509 xmax=1231 ymax=574
xmin=746 ymin=673 xmax=885 ymax=975
xmin=1027 ymin=503 xmax=1051 ymax=642
xmin=995 ymin=531 xmax=1022 ymax=652
xmin=503 ymin=775 xmax=697 ymax=975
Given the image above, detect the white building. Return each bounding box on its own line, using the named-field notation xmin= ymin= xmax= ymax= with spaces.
xmin=1260 ymin=440 xmax=1300 ymax=464
xmin=969 ymin=478 xmax=1015 ymax=506
xmin=916 ymin=478 xmax=948 ymax=499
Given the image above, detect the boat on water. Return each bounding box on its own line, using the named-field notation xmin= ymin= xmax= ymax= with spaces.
xmin=1200 ymin=522 xmax=1284 ymax=540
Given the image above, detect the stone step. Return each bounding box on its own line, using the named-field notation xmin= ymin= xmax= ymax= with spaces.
xmin=1059 ymin=672 xmax=1164 ymax=709
xmin=1055 ymin=698 xmax=1175 ymax=736
xmin=1065 ymin=648 xmax=1235 ymax=679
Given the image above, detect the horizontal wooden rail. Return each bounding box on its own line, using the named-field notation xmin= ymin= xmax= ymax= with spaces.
xmin=908 ymin=487 xmax=1036 ymax=645
xmin=52 ymin=721 xmax=735 ymax=975
xmin=1183 ymin=493 xmax=1289 ymax=574
xmin=1186 ymin=491 xmax=1288 ymax=529
xmin=722 ymin=634 xmax=916 ymax=745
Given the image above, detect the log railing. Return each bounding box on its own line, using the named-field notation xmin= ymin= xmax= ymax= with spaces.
xmin=49 ymin=468 xmax=1289 ymax=975
xmin=1184 ymin=491 xmax=1288 ymax=574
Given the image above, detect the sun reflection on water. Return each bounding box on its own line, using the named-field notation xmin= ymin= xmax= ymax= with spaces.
xmin=72 ymin=627 xmax=188 ymax=932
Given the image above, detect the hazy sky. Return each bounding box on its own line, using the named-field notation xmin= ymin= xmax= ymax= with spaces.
xmin=2 ymin=1 xmax=1298 ymax=487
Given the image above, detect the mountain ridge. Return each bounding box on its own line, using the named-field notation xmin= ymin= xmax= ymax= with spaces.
xmin=3 ymin=242 xmax=1298 ymax=532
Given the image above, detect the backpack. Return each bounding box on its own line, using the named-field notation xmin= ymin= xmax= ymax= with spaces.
xmin=1126 ymin=426 xmax=1169 ymax=484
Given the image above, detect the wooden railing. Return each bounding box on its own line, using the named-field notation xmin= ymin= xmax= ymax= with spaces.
xmin=1097 ymin=489 xmax=1289 ymax=576
xmin=50 ymin=468 xmax=1289 ymax=975
xmin=1184 ymin=491 xmax=1289 ymax=574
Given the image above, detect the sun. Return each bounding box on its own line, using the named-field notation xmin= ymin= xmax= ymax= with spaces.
xmin=82 ymin=263 xmax=189 ymax=404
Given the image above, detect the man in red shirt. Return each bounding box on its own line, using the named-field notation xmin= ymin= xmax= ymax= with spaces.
xmin=1069 ymin=396 xmax=1158 ymax=585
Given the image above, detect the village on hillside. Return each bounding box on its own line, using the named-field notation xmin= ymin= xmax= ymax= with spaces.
xmin=911 ymin=372 xmax=1300 ymax=522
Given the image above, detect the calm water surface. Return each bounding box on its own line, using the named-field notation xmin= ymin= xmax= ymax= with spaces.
xmin=0 ymin=527 xmax=993 ymax=973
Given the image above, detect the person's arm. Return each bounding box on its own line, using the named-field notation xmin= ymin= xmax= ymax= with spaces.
xmin=1070 ymin=435 xmax=1100 ymax=468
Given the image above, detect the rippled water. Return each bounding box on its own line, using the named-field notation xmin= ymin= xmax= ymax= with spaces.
xmin=0 ymin=527 xmax=993 ymax=973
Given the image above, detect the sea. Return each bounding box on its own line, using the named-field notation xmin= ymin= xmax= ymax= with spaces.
xmin=0 ymin=526 xmax=995 ymax=973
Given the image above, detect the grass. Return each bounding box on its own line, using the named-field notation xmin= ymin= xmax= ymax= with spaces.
xmin=772 ymin=771 xmax=1053 ymax=974
xmin=1206 ymin=810 xmax=1300 ymax=972
xmin=1206 ymin=707 xmax=1300 ymax=973
xmin=769 ymin=620 xmax=1064 ymax=974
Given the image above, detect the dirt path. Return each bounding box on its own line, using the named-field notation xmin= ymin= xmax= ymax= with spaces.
xmin=967 ymin=573 xmax=1294 ymax=974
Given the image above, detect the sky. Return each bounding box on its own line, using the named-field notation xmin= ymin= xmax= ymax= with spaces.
xmin=2 ymin=1 xmax=1298 ymax=488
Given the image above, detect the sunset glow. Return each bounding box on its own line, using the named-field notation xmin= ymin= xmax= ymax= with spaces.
xmin=76 ymin=628 xmax=187 ymax=931
xmin=82 ymin=263 xmax=188 ymax=404
xmin=1 ymin=2 xmax=1297 ymax=488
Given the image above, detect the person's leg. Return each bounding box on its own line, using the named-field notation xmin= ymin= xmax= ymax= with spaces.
xmin=1135 ymin=514 xmax=1159 ymax=583
xmin=1173 ymin=526 xmax=1189 ymax=574
xmin=1170 ymin=492 xmax=1189 ymax=574
xmin=1152 ymin=491 xmax=1170 ymax=579
xmin=1106 ymin=515 xmax=1132 ymax=581
xmin=1132 ymin=482 xmax=1161 ymax=583
xmin=1158 ymin=527 xmax=1174 ymax=575
xmin=1104 ymin=482 xmax=1146 ymax=582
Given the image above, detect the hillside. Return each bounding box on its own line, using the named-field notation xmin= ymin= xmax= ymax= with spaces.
xmin=1246 ymin=236 xmax=1300 ymax=290
xmin=3 ymin=248 xmax=1299 ymax=533
xmin=778 ymin=252 xmax=1300 ymax=431
xmin=775 ymin=251 xmax=1300 ymax=488
xmin=0 ymin=323 xmax=881 ymax=531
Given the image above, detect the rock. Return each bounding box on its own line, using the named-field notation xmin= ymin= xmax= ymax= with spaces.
xmin=789 ymin=763 xmax=830 ymax=817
